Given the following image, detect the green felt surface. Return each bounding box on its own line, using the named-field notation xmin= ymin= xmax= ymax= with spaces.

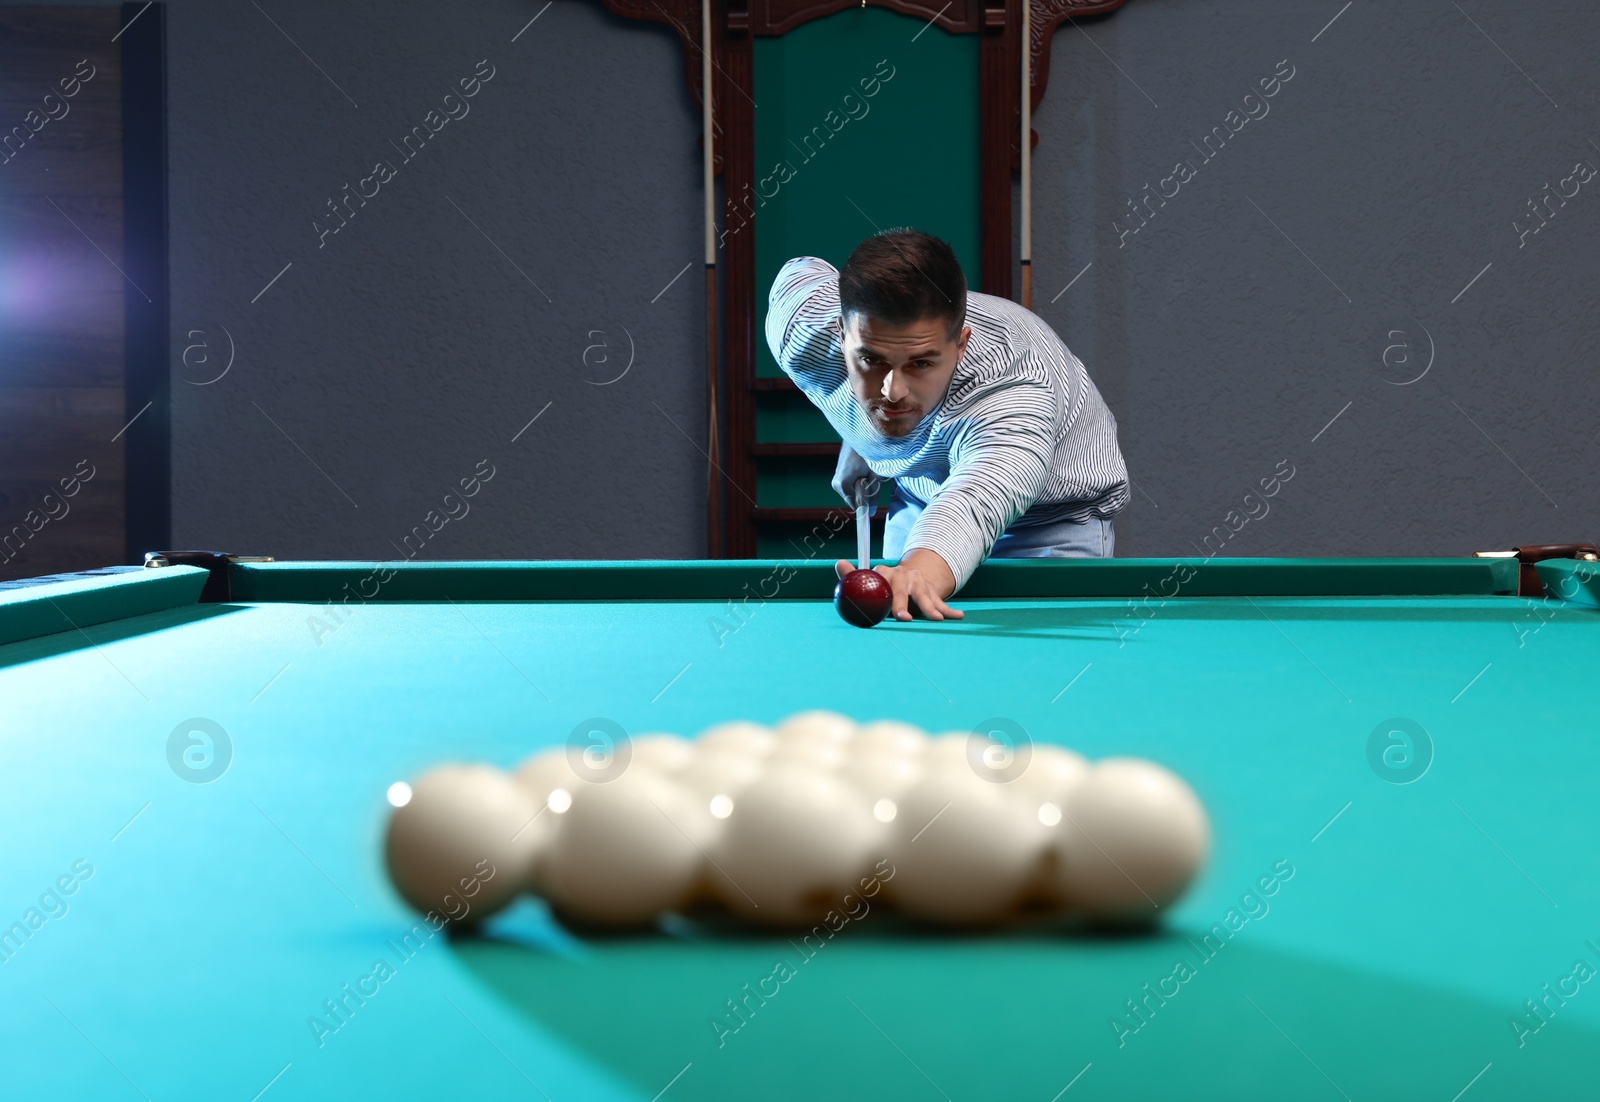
xmin=0 ymin=564 xmax=206 ymax=646
xmin=1537 ymin=557 xmax=1600 ymax=608
xmin=1 ymin=563 xmax=1596 ymax=1100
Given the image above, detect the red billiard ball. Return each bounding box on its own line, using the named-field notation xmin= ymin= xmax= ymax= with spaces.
xmin=834 ymin=569 xmax=893 ymax=628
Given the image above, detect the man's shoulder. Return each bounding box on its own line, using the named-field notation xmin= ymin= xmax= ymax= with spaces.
xmin=961 ymin=293 xmax=1078 ymax=380
xmin=964 ymin=288 xmax=1019 ymax=316
xmin=967 ymin=290 xmax=1067 ymax=340
xmin=770 ymin=256 xmax=838 ymax=302
xmin=937 ymin=297 xmax=1068 ymax=423
xmin=953 ymin=317 xmax=1054 ymax=387
xmin=964 ymin=289 xmax=1043 ymax=329
xmin=767 ymin=256 xmax=842 ymax=362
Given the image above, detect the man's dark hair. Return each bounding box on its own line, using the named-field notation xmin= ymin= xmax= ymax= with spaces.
xmin=838 ymin=229 xmax=967 ymax=341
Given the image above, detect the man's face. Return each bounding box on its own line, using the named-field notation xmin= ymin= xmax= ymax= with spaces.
xmin=839 ymin=312 xmax=970 ymax=438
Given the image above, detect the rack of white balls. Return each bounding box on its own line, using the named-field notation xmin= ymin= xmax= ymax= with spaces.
xmin=384 ymin=711 xmax=1211 ymax=930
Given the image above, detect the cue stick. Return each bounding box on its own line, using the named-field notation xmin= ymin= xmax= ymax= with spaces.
xmin=855 ymin=477 xmax=872 ymax=571
xmin=1020 ymin=0 xmax=1032 ymax=310
xmin=703 ymin=0 xmax=723 ymax=557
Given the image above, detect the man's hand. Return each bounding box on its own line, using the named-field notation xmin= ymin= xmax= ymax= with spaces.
xmin=834 ymin=548 xmax=963 ymax=622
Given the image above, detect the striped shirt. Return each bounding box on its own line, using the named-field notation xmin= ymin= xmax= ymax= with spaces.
xmin=765 ymin=256 xmax=1129 ymax=587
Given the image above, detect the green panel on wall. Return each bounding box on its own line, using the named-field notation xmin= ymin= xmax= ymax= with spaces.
xmin=751 ymin=9 xmax=981 ymax=381
xmin=755 ymin=522 xmax=862 ymax=560
xmin=755 ymin=457 xmax=894 ymax=508
xmin=754 ymin=391 xmax=841 ymax=443
xmin=757 ymin=455 xmax=846 ymax=507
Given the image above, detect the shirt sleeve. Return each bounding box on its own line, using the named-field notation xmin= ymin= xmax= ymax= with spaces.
xmin=902 ymin=373 xmax=1057 ymax=590
xmin=765 ymin=256 xmax=846 ymax=398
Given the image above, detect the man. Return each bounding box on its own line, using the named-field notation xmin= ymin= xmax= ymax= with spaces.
xmin=765 ymin=229 xmax=1128 ymax=622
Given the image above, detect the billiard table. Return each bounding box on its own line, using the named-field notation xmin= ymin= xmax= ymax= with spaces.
xmin=4 ymin=553 xmax=1599 ymax=1101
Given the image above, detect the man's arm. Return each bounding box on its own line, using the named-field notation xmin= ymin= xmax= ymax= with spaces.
xmin=902 ymin=379 xmax=1055 ymax=591
xmin=831 ymin=376 xmax=1056 ymax=619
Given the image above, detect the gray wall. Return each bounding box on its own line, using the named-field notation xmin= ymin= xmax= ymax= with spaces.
xmin=1033 ymin=0 xmax=1599 ymax=557
xmin=75 ymin=1 xmax=1600 ymax=559
xmin=165 ymin=0 xmax=711 ymax=559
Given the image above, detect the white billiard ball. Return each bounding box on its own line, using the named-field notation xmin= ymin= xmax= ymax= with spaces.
xmin=539 ymin=768 xmax=712 ymax=926
xmin=925 ymin=731 xmax=981 ymax=767
xmin=768 ymin=738 xmax=846 ymax=772
xmin=630 ymin=734 xmax=696 ymax=775
xmin=384 ymin=764 xmax=544 ymax=924
xmin=696 ymin=720 xmax=776 ymax=760
xmin=1008 ymin=744 xmax=1092 ymax=907
xmin=851 ymin=720 xmax=928 ymax=762
xmin=511 ymin=750 xmax=591 ymax=889
xmin=841 ymin=751 xmax=924 ymax=817
xmin=1047 ymin=758 xmax=1210 ymax=924
xmin=678 ymin=748 xmax=765 ymax=821
xmin=885 ymin=761 xmax=1049 ymax=926
xmin=1015 ymin=744 xmax=1090 ymax=805
xmin=927 ymin=729 xmax=1041 ymax=782
xmin=775 ymin=710 xmax=857 ymax=747
xmin=710 ymin=765 xmax=882 ymax=926
xmin=513 ymin=749 xmax=585 ymax=813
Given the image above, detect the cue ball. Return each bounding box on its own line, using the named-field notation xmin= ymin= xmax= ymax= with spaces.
xmin=1047 ymin=758 xmax=1210 ymax=924
xmin=886 ymin=761 xmax=1049 ymax=926
xmin=540 ymin=768 xmax=712 ymax=926
xmin=710 ymin=765 xmax=882 ymax=925
xmin=384 ymin=764 xmax=544 ymax=923
xmin=834 ymin=569 xmax=893 ymax=628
